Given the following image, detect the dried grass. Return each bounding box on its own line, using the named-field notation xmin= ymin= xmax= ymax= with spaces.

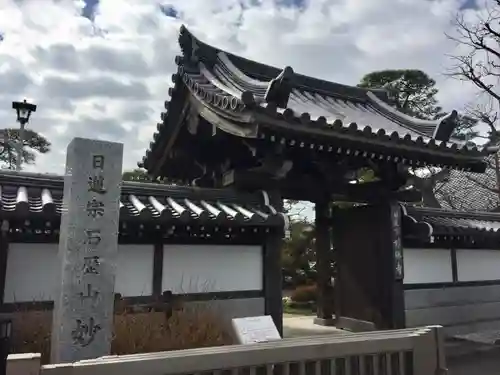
xmin=8 ymin=304 xmax=233 ymax=364
xmin=112 ymin=305 xmax=233 ymax=355
xmin=10 ymin=310 xmax=52 ymax=361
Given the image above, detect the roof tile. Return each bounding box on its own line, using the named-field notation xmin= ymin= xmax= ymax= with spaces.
xmin=0 ymin=172 xmax=284 ymax=228
xmin=406 ymin=206 xmax=500 ymax=237
xmin=140 ymin=26 xmax=493 ymax=175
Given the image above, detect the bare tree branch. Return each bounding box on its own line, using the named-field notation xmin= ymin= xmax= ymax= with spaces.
xmin=446 ymin=5 xmax=500 ymax=105
xmin=465 ymin=99 xmax=499 ymax=135
xmin=436 ymin=1 xmax=500 ymax=211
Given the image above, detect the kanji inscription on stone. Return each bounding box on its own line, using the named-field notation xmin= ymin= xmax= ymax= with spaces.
xmin=84 ymin=229 xmax=101 ymax=246
xmin=92 ymin=155 xmax=105 ymax=169
xmin=86 ymin=198 xmax=105 ymax=218
xmin=79 ymin=283 xmax=100 ymax=304
xmin=83 ymin=256 xmax=100 ymax=275
xmin=71 ymin=318 xmax=102 ymax=347
xmin=88 ymin=175 xmax=107 ymax=194
xmin=51 ymin=138 xmax=123 ymax=364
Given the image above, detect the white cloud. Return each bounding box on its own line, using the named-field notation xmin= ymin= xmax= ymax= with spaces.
xmin=0 ymin=0 xmax=489 ymax=175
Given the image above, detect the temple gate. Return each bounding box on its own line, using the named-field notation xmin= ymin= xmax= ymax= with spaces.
xmin=139 ymin=25 xmax=494 ymax=332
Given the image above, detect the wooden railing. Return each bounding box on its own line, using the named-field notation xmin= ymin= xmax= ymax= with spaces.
xmin=21 ymin=326 xmax=446 ymax=375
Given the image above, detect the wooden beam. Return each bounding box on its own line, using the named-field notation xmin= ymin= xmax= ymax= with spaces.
xmin=222 ymin=169 xmax=421 ymax=203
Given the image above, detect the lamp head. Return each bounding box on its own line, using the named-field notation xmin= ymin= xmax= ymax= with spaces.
xmin=12 ymin=99 xmax=37 ymax=126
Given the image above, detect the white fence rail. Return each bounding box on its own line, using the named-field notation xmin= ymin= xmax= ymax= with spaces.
xmin=12 ymin=326 xmax=446 ymax=375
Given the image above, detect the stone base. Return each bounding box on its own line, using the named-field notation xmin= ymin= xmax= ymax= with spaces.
xmin=335 ymin=316 xmax=376 ymax=332
xmin=313 ymin=317 xmax=336 ymax=326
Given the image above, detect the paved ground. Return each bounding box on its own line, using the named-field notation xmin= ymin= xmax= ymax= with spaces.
xmin=283 ymin=314 xmax=347 ymax=338
xmin=447 ymin=346 xmax=500 ymax=375
xmin=282 ymin=315 xmax=500 ymax=374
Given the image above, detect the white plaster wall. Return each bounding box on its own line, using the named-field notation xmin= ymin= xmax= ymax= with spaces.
xmin=115 ymin=245 xmax=154 ymax=297
xmin=4 ymin=243 xmax=58 ymax=303
xmin=3 ymin=243 xmax=154 ymax=302
xmin=403 ymin=248 xmax=453 ymax=284
xmin=162 ymin=245 xmax=263 ymax=293
xmin=457 ymin=249 xmax=500 ymax=282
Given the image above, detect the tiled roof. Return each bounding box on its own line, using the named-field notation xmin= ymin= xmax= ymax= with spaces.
xmin=140 ymin=25 xmax=494 ymax=175
xmin=183 ymin=51 xmax=444 ymax=141
xmin=405 ymin=206 xmax=500 ymax=237
xmin=435 ymin=153 xmax=500 ymax=211
xmin=0 ymin=171 xmax=284 ymax=228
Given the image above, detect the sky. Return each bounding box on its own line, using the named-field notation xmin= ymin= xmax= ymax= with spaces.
xmin=0 ymin=0 xmax=490 ymax=176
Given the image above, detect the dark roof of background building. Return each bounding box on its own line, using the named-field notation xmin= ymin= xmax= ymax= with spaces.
xmin=434 ymin=153 xmax=500 ymax=211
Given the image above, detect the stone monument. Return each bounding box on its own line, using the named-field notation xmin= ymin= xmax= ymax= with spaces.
xmin=51 ymin=138 xmax=123 ymax=363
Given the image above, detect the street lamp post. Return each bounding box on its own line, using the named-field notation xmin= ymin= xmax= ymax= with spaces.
xmin=12 ymin=99 xmax=37 ymax=171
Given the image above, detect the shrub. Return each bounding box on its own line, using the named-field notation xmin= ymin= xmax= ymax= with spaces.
xmin=10 ymin=310 xmax=51 ymax=361
xmin=282 ymin=296 xmax=291 ymax=307
xmin=8 ymin=303 xmax=233 ymax=364
xmin=290 ymin=284 xmax=317 ymax=303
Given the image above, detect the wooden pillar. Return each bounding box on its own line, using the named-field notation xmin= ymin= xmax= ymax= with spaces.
xmin=263 ymin=233 xmax=283 ymax=336
xmin=0 ymin=221 xmax=9 ymax=305
xmin=450 ymin=248 xmax=458 ymax=283
xmin=331 ymin=208 xmax=342 ymax=325
xmin=263 ymin=191 xmax=284 ymax=336
xmin=152 ymin=242 xmax=164 ymax=297
xmin=314 ymin=199 xmax=334 ymax=325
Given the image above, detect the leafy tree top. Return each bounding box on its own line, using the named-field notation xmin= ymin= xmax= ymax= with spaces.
xmin=0 ymin=128 xmax=51 ymax=169
xmin=358 ymin=69 xmax=479 ymax=142
xmin=358 ymin=69 xmax=443 ymax=120
xmin=122 ymin=168 xmax=152 ymax=182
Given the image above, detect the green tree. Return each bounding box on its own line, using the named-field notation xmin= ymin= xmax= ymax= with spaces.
xmin=359 ymin=69 xmax=479 ymax=141
xmin=358 ymin=69 xmax=443 ymax=120
xmin=282 ymin=220 xmax=316 ymax=287
xmin=122 ymin=168 xmax=152 ymax=182
xmin=0 ymin=128 xmax=51 ymax=169
xmin=358 ymin=70 xmax=480 ymax=207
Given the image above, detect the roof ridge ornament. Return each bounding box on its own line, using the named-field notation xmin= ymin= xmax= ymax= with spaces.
xmin=432 ymin=110 xmax=458 ymax=142
xmin=400 ymin=204 xmax=434 ymax=241
xmin=179 ymin=24 xmax=199 ymax=63
xmin=264 ymin=66 xmax=294 ymax=109
xmin=241 ymin=91 xmax=256 ymax=107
